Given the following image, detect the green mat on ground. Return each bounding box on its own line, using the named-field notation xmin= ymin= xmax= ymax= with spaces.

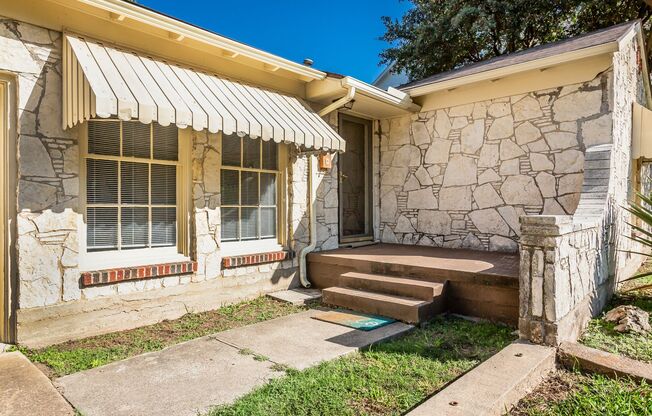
xmin=313 ymin=310 xmax=396 ymax=331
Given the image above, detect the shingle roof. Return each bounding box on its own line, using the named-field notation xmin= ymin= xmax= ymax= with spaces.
xmin=400 ymin=20 xmax=638 ymax=91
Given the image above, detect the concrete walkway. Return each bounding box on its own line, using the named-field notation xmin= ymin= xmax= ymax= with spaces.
xmin=55 ymin=309 xmax=412 ymax=416
xmin=0 ymin=351 xmax=75 ymax=416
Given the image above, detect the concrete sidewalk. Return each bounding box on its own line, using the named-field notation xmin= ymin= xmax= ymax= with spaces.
xmin=55 ymin=309 xmax=412 ymax=416
xmin=0 ymin=351 xmax=75 ymax=416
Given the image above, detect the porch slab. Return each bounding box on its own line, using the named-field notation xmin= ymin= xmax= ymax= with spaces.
xmin=214 ymin=309 xmax=413 ymax=370
xmin=55 ymin=309 xmax=413 ymax=416
xmin=0 ymin=352 xmax=74 ymax=416
xmin=267 ymin=288 xmax=322 ymax=305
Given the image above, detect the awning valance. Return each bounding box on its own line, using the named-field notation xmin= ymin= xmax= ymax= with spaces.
xmin=62 ymin=34 xmax=344 ymax=151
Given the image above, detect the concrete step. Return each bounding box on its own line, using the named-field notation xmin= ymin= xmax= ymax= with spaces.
xmin=322 ymin=286 xmax=443 ymax=323
xmin=340 ymin=272 xmax=445 ymax=301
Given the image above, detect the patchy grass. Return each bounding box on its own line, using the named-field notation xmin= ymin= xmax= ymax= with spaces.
xmin=19 ymin=297 xmax=306 ymax=378
xmin=208 ymin=316 xmax=516 ymax=416
xmin=579 ymin=262 xmax=652 ymax=363
xmin=510 ymin=370 xmax=652 ymax=415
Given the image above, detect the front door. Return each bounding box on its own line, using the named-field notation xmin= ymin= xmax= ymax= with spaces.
xmin=338 ymin=115 xmax=373 ymax=243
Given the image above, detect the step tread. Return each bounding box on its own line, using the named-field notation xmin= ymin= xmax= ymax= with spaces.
xmin=341 ymin=272 xmax=445 ymax=289
xmin=323 ymin=286 xmax=430 ymax=307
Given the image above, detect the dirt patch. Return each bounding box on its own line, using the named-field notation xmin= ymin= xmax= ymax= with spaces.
xmin=510 ymin=371 xmax=582 ymax=415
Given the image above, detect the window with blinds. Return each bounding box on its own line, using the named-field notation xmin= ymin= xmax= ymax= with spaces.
xmin=221 ymin=134 xmax=279 ymax=242
xmin=86 ymin=119 xmax=179 ymax=252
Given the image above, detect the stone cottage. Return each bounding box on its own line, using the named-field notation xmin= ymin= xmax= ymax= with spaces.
xmin=0 ymin=0 xmax=650 ymax=348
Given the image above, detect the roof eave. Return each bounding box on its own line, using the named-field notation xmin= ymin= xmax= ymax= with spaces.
xmin=70 ymin=0 xmax=327 ymax=81
xmin=403 ymin=42 xmax=620 ymax=98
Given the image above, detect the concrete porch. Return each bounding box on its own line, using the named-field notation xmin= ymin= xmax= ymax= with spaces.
xmin=307 ymin=244 xmax=519 ymax=325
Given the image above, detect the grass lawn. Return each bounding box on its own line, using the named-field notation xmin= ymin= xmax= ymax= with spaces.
xmin=208 ymin=316 xmax=516 ymax=416
xmin=579 ymin=273 xmax=652 ymax=363
xmin=510 ymin=370 xmax=652 ymax=415
xmin=18 ymin=296 xmax=306 ymax=378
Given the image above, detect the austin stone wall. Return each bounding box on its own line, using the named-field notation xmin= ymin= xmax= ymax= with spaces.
xmin=379 ymin=71 xmax=613 ymax=252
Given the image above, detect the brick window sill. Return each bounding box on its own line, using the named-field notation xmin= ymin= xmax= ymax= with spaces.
xmin=82 ymin=261 xmax=197 ymax=287
xmin=222 ymin=251 xmax=289 ymax=269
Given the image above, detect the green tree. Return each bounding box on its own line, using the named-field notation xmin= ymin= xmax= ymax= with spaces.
xmin=381 ymin=0 xmax=652 ymax=82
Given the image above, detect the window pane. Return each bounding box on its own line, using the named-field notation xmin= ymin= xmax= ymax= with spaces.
xmin=122 ymin=121 xmax=151 ymax=158
xmin=243 ymin=138 xmax=260 ymax=169
xmin=222 ymin=134 xmax=241 ymax=167
xmin=87 ymin=207 xmax=118 ymax=251
xmin=152 ymin=207 xmax=176 ymax=247
xmin=88 ymin=120 xmax=120 ymax=156
xmin=221 ymin=207 xmax=239 ymax=241
xmin=121 ymin=207 xmax=148 ymax=249
xmin=261 ymin=207 xmax=276 ymax=239
xmin=87 ymin=159 xmax=118 ymax=204
xmin=151 ymin=164 xmax=176 ymax=205
xmin=262 ymin=140 xmax=278 ymax=170
xmin=121 ymin=162 xmax=149 ymax=205
xmin=153 ymin=124 xmax=179 ymax=161
xmin=260 ymin=173 xmax=276 ymax=205
xmin=241 ymin=207 xmax=258 ymax=240
xmin=221 ymin=169 xmax=239 ymax=205
xmin=241 ymin=171 xmax=259 ymax=205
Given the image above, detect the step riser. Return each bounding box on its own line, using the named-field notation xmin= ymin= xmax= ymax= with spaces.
xmin=322 ymin=290 xmax=444 ymax=324
xmin=340 ymin=275 xmax=440 ymax=301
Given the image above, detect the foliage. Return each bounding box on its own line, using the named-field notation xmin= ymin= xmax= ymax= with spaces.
xmin=380 ymin=0 xmax=652 ymax=81
xmin=20 ymin=297 xmax=306 ymax=377
xmin=209 ymin=316 xmax=515 ymax=416
xmin=622 ymin=191 xmax=652 ymax=291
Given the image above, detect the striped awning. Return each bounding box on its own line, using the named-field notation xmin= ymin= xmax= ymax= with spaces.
xmin=62 ymin=34 xmax=344 ymax=151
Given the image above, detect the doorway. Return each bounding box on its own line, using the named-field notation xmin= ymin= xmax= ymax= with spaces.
xmin=338 ymin=114 xmax=373 ymax=244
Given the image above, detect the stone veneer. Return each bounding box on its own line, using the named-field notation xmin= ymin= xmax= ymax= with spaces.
xmin=1 ymin=16 xmax=341 ymax=345
xmin=379 ymin=72 xmax=613 ymax=252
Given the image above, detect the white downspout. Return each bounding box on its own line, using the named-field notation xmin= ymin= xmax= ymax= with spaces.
xmin=298 ymin=154 xmax=317 ymax=288
xmin=298 ymin=87 xmax=355 ymax=288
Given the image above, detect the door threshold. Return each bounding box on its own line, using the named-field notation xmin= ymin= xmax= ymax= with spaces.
xmin=339 ymin=240 xmax=378 ymax=249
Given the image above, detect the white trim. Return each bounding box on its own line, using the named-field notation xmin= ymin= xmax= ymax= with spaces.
xmin=220 ymin=240 xmax=283 ymax=257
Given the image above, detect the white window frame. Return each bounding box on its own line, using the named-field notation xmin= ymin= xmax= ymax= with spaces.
xmin=219 ymin=133 xmax=287 ymax=256
xmin=78 ymin=120 xmax=192 ymax=271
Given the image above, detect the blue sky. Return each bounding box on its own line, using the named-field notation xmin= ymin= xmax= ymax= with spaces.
xmin=137 ymin=0 xmax=412 ymax=83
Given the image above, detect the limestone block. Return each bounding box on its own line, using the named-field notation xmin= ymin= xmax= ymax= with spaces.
xmin=83 ymin=285 xmax=117 ymax=300
xmin=545 ymin=132 xmax=578 ymax=150
xmin=499 ymin=159 xmax=520 ymax=176
xmin=442 ymin=155 xmax=477 ymax=186
xmin=32 ymin=209 xmax=77 ymax=233
xmin=381 ymin=150 xmax=395 ymax=167
xmin=62 ymin=177 xmax=79 ymax=197
xmin=552 ymin=90 xmax=602 ymax=122
xmin=530 ymin=153 xmax=554 ymax=171
xmin=478 ymin=169 xmax=501 ymax=184
xmin=554 ymin=150 xmax=584 ymax=174
xmin=417 ymin=210 xmax=452 ymax=235
xmin=469 ymin=209 xmax=510 ymax=236
xmin=20 ymin=136 xmax=55 ymax=177
xmin=324 ymin=188 xmax=338 ymax=208
xmin=197 ymin=234 xmax=217 ymax=255
xmin=515 ymin=122 xmax=542 ymax=145
xmin=427 ymin=165 xmax=441 ymax=178
xmin=395 ymin=215 xmax=416 ymax=233
xmin=323 ymin=207 xmax=338 ymax=225
xmin=535 ymin=172 xmax=557 ymax=198
xmin=382 ymin=167 xmax=409 ymax=186
xmin=478 ymin=144 xmax=499 ymax=168
xmin=415 ymin=166 xmax=434 ymax=186
xmin=389 ymin=117 xmax=411 ymax=146
xmin=473 ymin=184 xmax=504 ymax=209
xmin=407 ymin=188 xmax=438 ymax=210
xmin=0 ymin=24 xmax=41 ymax=74
xmin=489 ymin=235 xmax=518 ymax=252
xmin=581 ymin=114 xmax=613 ymax=147
xmin=380 ymin=189 xmax=398 ymax=222
xmin=513 ymin=96 xmax=544 ymax=121
xmin=439 ymin=186 xmax=472 ymax=211
xmin=449 ymin=103 xmax=474 ymax=117
xmin=403 ymin=175 xmax=420 ymax=192
xmin=488 ymin=102 xmax=511 ymax=118
xmin=558 ymin=193 xmax=580 ymax=213
xmin=434 ymin=110 xmax=452 ymax=139
xmin=412 ymin=121 xmax=431 ymax=146
xmin=424 ymin=139 xmax=451 ymax=164
xmin=500 ymin=139 xmax=526 ymax=160
xmin=203 ymin=148 xmax=220 ymax=193
xmin=392 ymin=144 xmax=421 ymax=167
xmin=451 ymin=117 xmax=469 ymax=129
xmin=461 ymin=119 xmax=484 ymax=155
xmin=62 ymin=268 xmax=81 ymax=302
xmin=487 ymin=115 xmax=514 ymax=140
xmin=18 ymin=234 xmax=63 ymax=308
xmin=500 ymin=175 xmax=543 ymax=205
xmin=558 ymin=173 xmax=584 ymax=195
xmin=38 ymin=68 xmax=67 ymax=138
xmin=498 ymin=206 xmax=521 ymax=234
xmin=543 ymin=198 xmax=566 ymax=215
xmin=381 ymin=226 xmax=398 ymax=243
xmin=19 ymin=180 xmax=57 ymax=212
xmin=473 ymin=102 xmax=488 ymax=119
xmin=527 ymin=139 xmax=550 ymax=152
xmin=462 ymin=233 xmax=484 ymax=250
